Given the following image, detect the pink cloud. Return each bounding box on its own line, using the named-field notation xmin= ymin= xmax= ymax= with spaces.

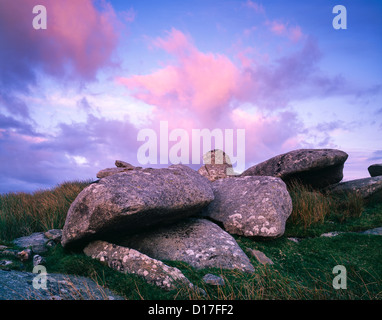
xmin=118 ymin=28 xmax=346 ymax=169
xmin=0 ymin=0 xmax=120 ymax=82
xmin=121 ymin=7 xmax=136 ymax=23
xmin=289 ymin=26 xmax=303 ymax=43
xmin=267 ymin=20 xmax=304 ymax=43
xmin=244 ymin=1 xmax=265 ymax=14
xmin=118 ymin=28 xmax=239 ymax=125
xmin=270 ymin=21 xmax=287 ymax=35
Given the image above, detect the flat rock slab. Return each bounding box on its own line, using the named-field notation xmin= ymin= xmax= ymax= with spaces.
xmin=117 ymin=218 xmax=255 ymax=273
xmin=368 ymin=164 xmax=382 ymax=177
xmin=96 ymin=167 xmax=135 ymax=179
xmin=84 ymin=241 xmax=193 ymax=291
xmin=0 ymin=269 xmax=123 ymax=300
xmin=359 ymin=227 xmax=382 ymax=236
xmin=246 ymin=248 xmax=274 ymax=265
xmin=241 ymin=149 xmax=348 ymax=189
xmin=62 ymin=165 xmax=214 ymax=249
xmin=13 ymin=230 xmax=61 ymax=255
xmin=203 ymin=176 xmax=292 ymax=238
xmin=325 ymin=176 xmax=382 ymax=199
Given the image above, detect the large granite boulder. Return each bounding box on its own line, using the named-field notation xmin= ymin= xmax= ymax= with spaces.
xmin=203 ymin=176 xmax=292 ymax=238
xmin=61 ymin=165 xmax=214 ymax=249
xmin=325 ymin=176 xmax=382 ymax=199
xmin=241 ymin=149 xmax=348 ymax=189
xmin=83 ymin=241 xmax=194 ymax=291
xmin=197 ymin=149 xmax=235 ymax=181
xmin=368 ymin=164 xmax=382 ymax=177
xmin=117 ymin=218 xmax=255 ymax=273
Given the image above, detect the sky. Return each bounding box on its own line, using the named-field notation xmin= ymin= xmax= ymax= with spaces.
xmin=0 ymin=0 xmax=381 ymax=193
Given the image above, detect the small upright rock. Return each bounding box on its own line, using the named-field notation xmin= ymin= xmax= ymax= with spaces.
xmin=115 ymin=160 xmax=135 ymax=168
xmin=198 ymin=149 xmax=235 ymax=181
xmin=97 ymin=160 xmax=136 ymax=178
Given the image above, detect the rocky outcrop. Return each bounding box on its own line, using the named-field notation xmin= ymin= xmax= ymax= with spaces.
xmin=61 ymin=164 xmax=214 ymax=249
xmin=202 ymin=176 xmax=292 ymax=238
xmin=117 ymin=218 xmax=255 ymax=273
xmin=325 ymin=176 xmax=382 ymax=199
xmin=241 ymin=149 xmax=348 ymax=189
xmin=368 ymin=164 xmax=382 ymax=177
xmin=0 ymin=269 xmax=123 ymax=300
xmin=83 ymin=240 xmax=194 ymax=291
xmin=197 ymin=149 xmax=235 ymax=181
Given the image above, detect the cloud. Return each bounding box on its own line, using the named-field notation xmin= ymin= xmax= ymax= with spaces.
xmin=368 ymin=150 xmax=382 ymax=161
xmin=0 ymin=0 xmax=120 ymax=94
xmin=118 ymin=28 xmax=240 ymax=128
xmin=244 ymin=1 xmax=265 ymax=14
xmin=117 ymin=28 xmax=333 ymax=168
xmin=0 ymin=113 xmax=141 ymax=193
xmin=266 ymin=20 xmax=304 ymax=43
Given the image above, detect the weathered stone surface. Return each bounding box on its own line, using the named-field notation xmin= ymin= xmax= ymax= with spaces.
xmin=325 ymin=176 xmax=382 ymax=199
xmin=83 ymin=240 xmax=193 ymax=291
xmin=62 ymin=164 xmax=214 ymax=249
xmin=117 ymin=218 xmax=255 ymax=273
xmin=241 ymin=149 xmax=348 ymax=189
xmin=44 ymin=229 xmax=62 ymax=243
xmin=0 ymin=269 xmax=124 ymax=300
xmin=203 ymin=274 xmax=225 ymax=286
xmin=13 ymin=232 xmax=50 ymax=254
xmin=246 ymin=248 xmax=274 ymax=265
xmin=96 ymin=167 xmax=135 ymax=178
xmin=203 ymin=176 xmax=292 ymax=238
xmin=320 ymin=231 xmax=344 ymax=238
xmin=33 ymin=255 xmax=46 ymax=267
xmin=197 ymin=149 xmax=235 ymax=181
xmin=115 ymin=160 xmax=135 ymax=169
xmin=360 ymin=227 xmax=382 ymax=235
xmin=368 ymin=164 xmax=382 ymax=177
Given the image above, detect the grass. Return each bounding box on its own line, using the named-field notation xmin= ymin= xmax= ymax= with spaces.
xmin=0 ymin=180 xmax=91 ymax=241
xmin=0 ymin=179 xmax=381 ymax=300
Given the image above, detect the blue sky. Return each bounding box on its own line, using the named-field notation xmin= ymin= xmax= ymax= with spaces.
xmin=0 ymin=0 xmax=381 ymax=193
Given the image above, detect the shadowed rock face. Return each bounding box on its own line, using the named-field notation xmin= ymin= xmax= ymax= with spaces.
xmin=368 ymin=164 xmax=382 ymax=177
xmin=117 ymin=218 xmax=255 ymax=273
xmin=241 ymin=149 xmax=348 ymax=189
xmin=61 ymin=165 xmax=214 ymax=250
xmin=202 ymin=176 xmax=292 ymax=238
xmin=325 ymin=176 xmax=382 ymax=199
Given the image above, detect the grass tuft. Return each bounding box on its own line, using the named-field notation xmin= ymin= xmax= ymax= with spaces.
xmin=0 ymin=180 xmax=91 ymax=241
